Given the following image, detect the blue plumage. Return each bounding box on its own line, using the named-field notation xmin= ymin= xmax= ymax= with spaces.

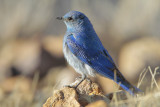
xmin=57 ymin=11 xmax=141 ymax=95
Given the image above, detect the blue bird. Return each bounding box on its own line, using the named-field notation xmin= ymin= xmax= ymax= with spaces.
xmin=57 ymin=11 xmax=141 ymax=95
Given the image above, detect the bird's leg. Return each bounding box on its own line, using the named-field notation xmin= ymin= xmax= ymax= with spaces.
xmin=65 ymin=74 xmax=86 ymax=89
xmin=74 ymin=74 xmax=86 ymax=88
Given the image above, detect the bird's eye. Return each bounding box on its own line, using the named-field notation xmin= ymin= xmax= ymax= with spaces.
xmin=68 ymin=17 xmax=73 ymax=21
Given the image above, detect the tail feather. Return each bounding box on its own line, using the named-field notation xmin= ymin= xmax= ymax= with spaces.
xmin=114 ymin=69 xmax=142 ymax=95
xmin=118 ymin=80 xmax=142 ymax=95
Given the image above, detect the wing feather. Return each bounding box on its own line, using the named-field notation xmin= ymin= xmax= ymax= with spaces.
xmin=66 ymin=34 xmax=120 ymax=80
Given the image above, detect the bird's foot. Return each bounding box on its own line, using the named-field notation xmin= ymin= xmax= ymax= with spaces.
xmin=64 ymin=75 xmax=86 ymax=89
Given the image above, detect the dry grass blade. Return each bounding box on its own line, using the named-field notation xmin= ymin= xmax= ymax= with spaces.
xmin=148 ymin=66 xmax=160 ymax=90
xmin=111 ymin=69 xmax=121 ymax=106
xmin=137 ymin=68 xmax=148 ymax=88
xmin=151 ymin=67 xmax=159 ymax=89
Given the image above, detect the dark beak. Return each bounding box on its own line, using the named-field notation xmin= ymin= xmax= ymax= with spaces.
xmin=56 ymin=17 xmax=63 ymax=20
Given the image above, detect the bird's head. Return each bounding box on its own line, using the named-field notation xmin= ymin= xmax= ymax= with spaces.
xmin=57 ymin=11 xmax=93 ymax=32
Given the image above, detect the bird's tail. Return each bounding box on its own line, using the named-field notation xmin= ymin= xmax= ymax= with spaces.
xmin=117 ymin=80 xmax=142 ymax=95
xmin=113 ymin=68 xmax=142 ymax=95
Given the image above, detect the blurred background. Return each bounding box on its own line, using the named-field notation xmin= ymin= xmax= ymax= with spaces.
xmin=0 ymin=0 xmax=160 ymax=106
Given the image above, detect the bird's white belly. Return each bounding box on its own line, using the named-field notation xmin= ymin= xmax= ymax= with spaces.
xmin=63 ymin=44 xmax=96 ymax=76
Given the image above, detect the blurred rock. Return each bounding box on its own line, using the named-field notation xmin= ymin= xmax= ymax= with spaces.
xmin=0 ymin=39 xmax=41 ymax=78
xmin=86 ymin=100 xmax=108 ymax=107
xmin=42 ymin=36 xmax=63 ymax=57
xmin=0 ymin=76 xmax=32 ymax=93
xmin=43 ymin=79 xmax=110 ymax=107
xmin=13 ymin=39 xmax=41 ymax=76
xmin=97 ymin=75 xmax=116 ymax=94
xmin=38 ymin=36 xmax=65 ymax=78
xmin=0 ymin=75 xmax=39 ymax=106
xmin=0 ymin=36 xmax=66 ymax=78
xmin=119 ymin=37 xmax=160 ymax=84
xmin=37 ymin=46 xmax=65 ymax=78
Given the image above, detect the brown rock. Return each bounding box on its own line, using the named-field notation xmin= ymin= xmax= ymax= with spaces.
xmin=43 ymin=79 xmax=110 ymax=107
xmin=43 ymin=87 xmax=80 ymax=107
xmin=75 ymin=79 xmax=110 ymax=106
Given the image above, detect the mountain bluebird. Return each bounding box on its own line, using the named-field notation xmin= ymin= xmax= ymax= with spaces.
xmin=57 ymin=11 xmax=141 ymax=95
